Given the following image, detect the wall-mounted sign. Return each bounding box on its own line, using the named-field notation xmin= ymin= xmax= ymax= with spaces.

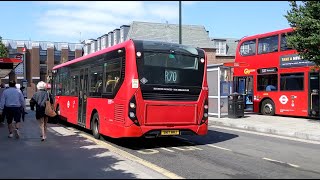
xmin=9 ymin=53 xmax=24 ymax=75
xmin=258 ymin=67 xmax=278 ymax=74
xmin=280 ymin=54 xmax=315 ymax=68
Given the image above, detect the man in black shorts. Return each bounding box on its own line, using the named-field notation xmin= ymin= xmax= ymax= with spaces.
xmin=0 ymin=81 xmax=25 ymax=138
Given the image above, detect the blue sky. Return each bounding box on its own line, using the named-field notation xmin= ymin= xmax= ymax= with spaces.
xmin=0 ymin=1 xmax=292 ymax=43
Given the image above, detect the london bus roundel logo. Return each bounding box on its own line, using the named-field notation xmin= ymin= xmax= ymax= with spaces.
xmin=279 ymin=95 xmax=288 ymax=105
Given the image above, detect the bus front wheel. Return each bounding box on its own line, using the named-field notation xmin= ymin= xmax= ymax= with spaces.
xmin=261 ymin=99 xmax=275 ymax=116
xmin=91 ymin=113 xmax=100 ymax=139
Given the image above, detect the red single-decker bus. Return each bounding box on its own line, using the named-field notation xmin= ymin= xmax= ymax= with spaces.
xmin=51 ymin=39 xmax=209 ymax=138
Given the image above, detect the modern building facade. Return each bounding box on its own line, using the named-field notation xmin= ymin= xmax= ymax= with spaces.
xmin=1 ymin=40 xmax=83 ymax=98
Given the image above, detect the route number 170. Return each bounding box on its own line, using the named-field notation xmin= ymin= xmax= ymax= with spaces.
xmin=165 ymin=70 xmax=179 ymax=84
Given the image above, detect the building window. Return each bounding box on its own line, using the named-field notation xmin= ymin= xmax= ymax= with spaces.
xmin=68 ymin=51 xmax=75 ymax=61
xmin=9 ymin=49 xmax=17 ymax=54
xmin=54 ymin=50 xmax=61 ymax=65
xmin=214 ymin=40 xmax=226 ymax=55
xmin=40 ymin=65 xmax=47 ymax=82
xmin=40 ymin=50 xmax=47 ymax=64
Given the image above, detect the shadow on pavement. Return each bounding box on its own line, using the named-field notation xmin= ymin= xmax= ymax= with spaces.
xmin=0 ymin=112 xmax=139 ymax=179
xmin=59 ymin=119 xmax=239 ymax=151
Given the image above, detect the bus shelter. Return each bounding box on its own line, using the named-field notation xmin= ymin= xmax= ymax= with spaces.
xmin=0 ymin=57 xmax=23 ymax=78
xmin=207 ymin=64 xmax=232 ymax=118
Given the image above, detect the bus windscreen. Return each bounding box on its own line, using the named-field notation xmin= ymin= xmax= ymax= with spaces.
xmin=138 ymin=52 xmax=204 ymax=87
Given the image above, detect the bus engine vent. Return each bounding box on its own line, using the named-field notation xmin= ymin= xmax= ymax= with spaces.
xmin=114 ymin=104 xmax=125 ymax=122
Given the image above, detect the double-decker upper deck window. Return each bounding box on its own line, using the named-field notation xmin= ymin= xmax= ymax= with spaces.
xmin=280 ymin=33 xmax=293 ymax=51
xmin=240 ymin=40 xmax=256 ymax=56
xmin=280 ymin=73 xmax=304 ymax=91
xmin=258 ymin=35 xmax=278 ymax=54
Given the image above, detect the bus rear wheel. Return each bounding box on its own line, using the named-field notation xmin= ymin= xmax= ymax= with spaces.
xmin=91 ymin=113 xmax=100 ymax=139
xmin=261 ymin=99 xmax=275 ymax=116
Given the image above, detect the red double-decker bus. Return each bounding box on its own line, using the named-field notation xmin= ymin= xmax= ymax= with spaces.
xmin=51 ymin=40 xmax=208 ymax=138
xmin=233 ymin=28 xmax=319 ymax=118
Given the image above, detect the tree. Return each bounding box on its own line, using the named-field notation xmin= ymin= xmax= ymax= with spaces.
xmin=0 ymin=36 xmax=8 ymax=57
xmin=285 ymin=1 xmax=320 ymax=65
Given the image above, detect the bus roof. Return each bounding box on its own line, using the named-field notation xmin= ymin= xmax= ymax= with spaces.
xmin=52 ymin=39 xmax=133 ymax=70
xmin=53 ymin=39 xmax=204 ymax=70
xmin=239 ymin=27 xmax=294 ymax=43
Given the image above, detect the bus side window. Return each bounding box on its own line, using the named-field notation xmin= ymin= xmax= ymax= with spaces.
xmin=103 ymin=60 xmax=121 ymax=94
xmin=257 ymin=74 xmax=278 ymax=91
xmin=258 ymin=35 xmax=278 ymax=54
xmin=280 ymin=33 xmax=293 ymax=51
xmin=240 ymin=40 xmax=256 ymax=56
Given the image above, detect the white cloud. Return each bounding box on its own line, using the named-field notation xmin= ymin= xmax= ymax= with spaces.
xmin=35 ymin=1 xmax=197 ymax=42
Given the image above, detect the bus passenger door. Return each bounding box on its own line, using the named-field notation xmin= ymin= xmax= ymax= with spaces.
xmin=309 ymin=72 xmax=320 ymax=118
xmin=78 ymin=68 xmax=88 ymax=127
xmin=234 ymin=76 xmax=253 ymax=111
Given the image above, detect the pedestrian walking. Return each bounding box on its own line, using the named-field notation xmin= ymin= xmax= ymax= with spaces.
xmin=19 ymin=85 xmax=28 ymax=121
xmin=30 ymin=81 xmax=54 ymax=141
xmin=0 ymin=80 xmax=25 ymax=139
xmin=0 ymin=83 xmax=6 ymax=125
xmin=0 ymin=84 xmax=6 ymax=125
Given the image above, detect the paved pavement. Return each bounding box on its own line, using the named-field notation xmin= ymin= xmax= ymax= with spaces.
xmin=0 ymin=109 xmax=168 ymax=179
xmin=209 ymin=113 xmax=320 ymax=142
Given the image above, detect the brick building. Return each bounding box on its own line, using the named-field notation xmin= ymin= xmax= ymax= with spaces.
xmin=1 ymin=40 xmax=83 ymax=98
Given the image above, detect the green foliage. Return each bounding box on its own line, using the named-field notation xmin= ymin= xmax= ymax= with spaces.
xmin=285 ymin=1 xmax=320 ymax=65
xmin=0 ymin=36 xmax=8 ymax=57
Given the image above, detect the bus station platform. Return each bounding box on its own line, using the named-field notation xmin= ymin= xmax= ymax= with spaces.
xmin=209 ymin=113 xmax=320 ymax=142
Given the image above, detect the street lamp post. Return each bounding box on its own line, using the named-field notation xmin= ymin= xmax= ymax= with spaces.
xmin=179 ymin=1 xmax=182 ymax=44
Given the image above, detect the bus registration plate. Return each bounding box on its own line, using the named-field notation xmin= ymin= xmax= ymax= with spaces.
xmin=161 ymin=130 xmax=180 ymax=136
